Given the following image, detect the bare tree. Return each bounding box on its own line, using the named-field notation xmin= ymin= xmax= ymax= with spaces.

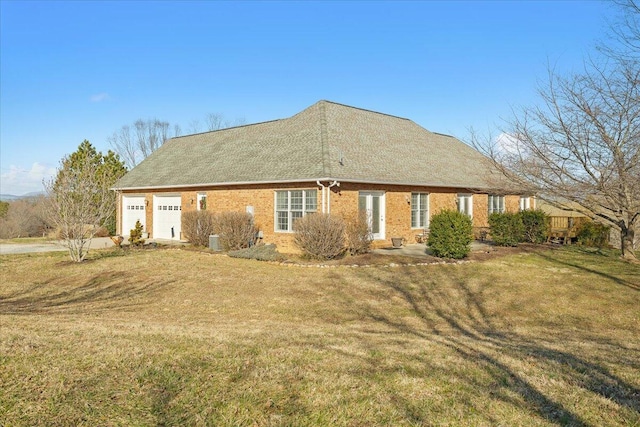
xmin=205 ymin=112 xmax=247 ymax=131
xmin=0 ymin=197 xmax=51 ymax=239
xmin=44 ymin=141 xmax=126 ymax=262
xmin=108 ymin=119 xmax=177 ymax=169
xmin=108 ymin=126 xmax=135 ymax=169
xmin=188 ymin=119 xmax=202 ymax=134
xmin=602 ymin=0 xmax=640 ymax=58
xmin=107 ymin=125 xmax=135 ymax=170
xmin=205 ymin=113 xmax=224 ymax=131
xmin=109 ymin=114 xmax=244 ymax=168
xmin=472 ymin=3 xmax=640 ymax=260
xmin=475 ymin=58 xmax=639 ymax=259
xmin=135 ymin=119 xmax=170 ymax=160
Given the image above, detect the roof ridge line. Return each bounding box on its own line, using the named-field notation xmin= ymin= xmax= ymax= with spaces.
xmin=171 ymin=119 xmax=282 ymax=139
xmin=432 ymin=131 xmax=455 ymax=138
xmin=319 ymin=99 xmax=412 ymax=121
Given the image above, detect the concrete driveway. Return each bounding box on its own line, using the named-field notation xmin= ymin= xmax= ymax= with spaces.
xmin=0 ymin=237 xmax=116 ymax=255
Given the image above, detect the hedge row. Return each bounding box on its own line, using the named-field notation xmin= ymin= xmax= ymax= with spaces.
xmin=488 ymin=210 xmax=550 ymax=246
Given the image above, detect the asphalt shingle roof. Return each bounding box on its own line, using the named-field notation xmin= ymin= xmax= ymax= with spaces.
xmin=114 ymin=100 xmax=499 ymax=190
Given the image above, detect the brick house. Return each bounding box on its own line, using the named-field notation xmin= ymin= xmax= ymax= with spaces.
xmin=113 ymin=100 xmax=533 ymax=252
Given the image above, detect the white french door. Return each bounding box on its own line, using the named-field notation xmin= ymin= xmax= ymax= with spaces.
xmin=358 ymin=191 xmax=385 ymax=240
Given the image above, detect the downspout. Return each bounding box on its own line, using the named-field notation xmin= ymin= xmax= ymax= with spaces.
xmin=316 ymin=181 xmax=326 ymax=213
xmin=327 ymin=181 xmax=339 ymax=214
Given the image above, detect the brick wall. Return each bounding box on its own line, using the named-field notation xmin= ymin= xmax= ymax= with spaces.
xmin=474 ymin=194 xmax=490 ymax=228
xmin=145 ymin=194 xmax=153 ymax=236
xmin=119 ymin=183 xmax=525 ymax=253
xmin=327 ymin=183 xmax=493 ymax=247
xmin=206 ymin=183 xmax=316 ymax=253
xmin=506 ymin=195 xmax=520 ymax=213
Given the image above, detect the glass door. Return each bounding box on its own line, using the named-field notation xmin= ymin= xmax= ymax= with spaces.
xmin=358 ymin=191 xmax=385 ymax=240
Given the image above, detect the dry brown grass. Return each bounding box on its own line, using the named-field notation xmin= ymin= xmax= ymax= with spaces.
xmin=1 ymin=246 xmax=638 ymax=426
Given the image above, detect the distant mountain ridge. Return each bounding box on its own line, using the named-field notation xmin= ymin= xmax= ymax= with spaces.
xmin=0 ymin=192 xmax=45 ymax=201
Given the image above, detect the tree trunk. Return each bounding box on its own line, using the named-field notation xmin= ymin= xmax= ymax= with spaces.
xmin=620 ymin=224 xmax=637 ymax=260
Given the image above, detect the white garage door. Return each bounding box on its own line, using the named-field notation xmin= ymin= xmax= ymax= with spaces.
xmin=122 ymin=196 xmax=146 ymax=236
xmin=153 ymin=195 xmax=182 ymax=240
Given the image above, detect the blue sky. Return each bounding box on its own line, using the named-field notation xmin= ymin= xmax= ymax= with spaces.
xmin=0 ymin=0 xmax=614 ymax=195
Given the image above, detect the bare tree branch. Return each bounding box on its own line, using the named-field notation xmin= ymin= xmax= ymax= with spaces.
xmin=110 ymin=114 xmax=246 ymax=168
xmin=204 ymin=113 xmax=247 ymax=131
xmin=109 ymin=119 xmax=177 ymax=169
xmin=205 ymin=113 xmax=224 ymax=131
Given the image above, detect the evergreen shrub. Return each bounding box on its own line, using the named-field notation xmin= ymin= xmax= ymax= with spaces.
xmin=488 ymin=212 xmax=524 ymax=246
xmin=128 ymin=220 xmax=145 ymax=247
xmin=228 ymin=244 xmax=287 ymax=262
xmin=519 ymin=209 xmax=549 ymax=243
xmin=427 ymin=210 xmax=473 ymax=259
xmin=576 ymin=221 xmax=610 ymax=248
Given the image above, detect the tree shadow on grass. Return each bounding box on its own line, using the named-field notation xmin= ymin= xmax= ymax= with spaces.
xmin=342 ymin=264 xmax=640 ymax=426
xmin=534 ymin=250 xmax=640 ymax=291
xmin=0 ymin=271 xmax=170 ymax=314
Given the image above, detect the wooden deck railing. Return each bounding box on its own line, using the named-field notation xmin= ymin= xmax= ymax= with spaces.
xmin=547 ymin=216 xmax=588 ymax=244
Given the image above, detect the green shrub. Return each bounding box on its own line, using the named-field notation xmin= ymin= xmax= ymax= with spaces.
xmin=0 ymin=201 xmax=8 ymax=219
xmin=488 ymin=212 xmax=524 ymax=247
xmin=182 ymin=211 xmax=216 ymax=247
xmin=128 ymin=220 xmax=145 ymax=247
xmin=228 ymin=244 xmax=287 ymax=262
xmin=214 ymin=212 xmax=258 ymax=251
xmin=576 ymin=221 xmax=610 ymax=248
xmin=519 ymin=209 xmax=549 ymax=244
xmin=345 ymin=211 xmax=373 ymax=255
xmin=294 ymin=213 xmax=345 ymax=260
xmin=427 ymin=210 xmax=473 ymax=259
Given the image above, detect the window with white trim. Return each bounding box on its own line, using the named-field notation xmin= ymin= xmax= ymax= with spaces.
xmin=457 ymin=194 xmax=473 ymax=218
xmin=488 ymin=195 xmax=505 ymax=214
xmin=275 ymin=189 xmax=317 ymax=232
xmin=411 ymin=193 xmax=429 ymax=229
xmin=520 ymin=196 xmax=531 ymax=211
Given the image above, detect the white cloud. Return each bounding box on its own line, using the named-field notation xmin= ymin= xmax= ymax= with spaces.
xmin=495 ymin=132 xmax=522 ymax=155
xmin=0 ymin=162 xmax=56 ymax=196
xmin=90 ymin=92 xmax=110 ymax=103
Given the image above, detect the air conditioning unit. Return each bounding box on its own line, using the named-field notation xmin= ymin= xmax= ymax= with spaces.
xmin=209 ymin=234 xmax=221 ymax=251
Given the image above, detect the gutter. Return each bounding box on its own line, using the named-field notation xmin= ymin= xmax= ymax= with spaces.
xmin=112 ymin=177 xmax=499 ymax=192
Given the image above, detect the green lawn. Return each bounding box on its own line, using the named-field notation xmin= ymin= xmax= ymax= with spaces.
xmin=0 ymin=246 xmax=638 ymax=426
